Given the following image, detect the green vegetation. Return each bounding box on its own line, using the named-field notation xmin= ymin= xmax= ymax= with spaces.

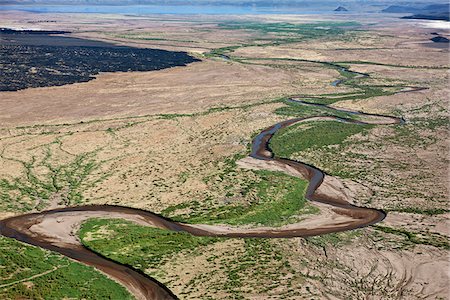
xmin=206 ymin=21 xmax=360 ymax=60
xmin=292 ymin=63 xmax=403 ymax=105
xmin=203 ymin=24 xmax=411 ymax=115
xmin=387 ymin=207 xmax=450 ymax=216
xmin=373 ymin=225 xmax=450 ymax=250
xmin=1 ymin=96 xmax=281 ymax=134
xmin=206 ymin=45 xmax=241 ymax=58
xmin=157 ymin=49 xmax=402 ymax=227
xmin=0 ymin=237 xmax=133 ymax=299
xmin=157 ymin=100 xmax=276 ymax=119
xmin=272 ymin=113 xmax=449 ymax=206
xmin=232 ymin=57 xmax=404 ymax=105
xmin=80 ymin=219 xmax=305 ymax=299
xmin=112 ymin=34 xmax=200 ymax=44
xmin=275 ymin=99 xmax=357 ymax=120
xmin=162 ymin=168 xmax=318 ymax=226
xmin=192 ymin=238 xmax=304 ymax=298
xmin=302 ymin=86 xmax=399 ymax=105
xmin=0 ymin=137 xmax=107 ymax=212
xmin=306 ymin=230 xmax=363 ymax=248
xmin=335 ymin=60 xmax=449 ymax=70
xmin=218 ymin=21 xmax=359 ymax=39
xmin=270 ymin=120 xmax=373 ymax=158
xmin=80 ymin=218 xmax=217 ymax=271
xmin=377 ymin=117 xmax=448 ymax=150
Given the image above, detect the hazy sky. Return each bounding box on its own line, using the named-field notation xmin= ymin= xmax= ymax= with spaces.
xmin=1 ymin=0 xmax=448 ymax=4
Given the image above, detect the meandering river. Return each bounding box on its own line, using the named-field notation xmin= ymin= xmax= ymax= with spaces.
xmin=0 ymin=69 xmax=426 ymax=299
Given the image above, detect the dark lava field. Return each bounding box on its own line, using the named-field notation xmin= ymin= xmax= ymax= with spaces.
xmin=0 ymin=29 xmax=199 ymax=91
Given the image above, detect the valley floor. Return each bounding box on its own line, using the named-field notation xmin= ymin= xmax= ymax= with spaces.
xmin=0 ymin=11 xmax=448 ymax=299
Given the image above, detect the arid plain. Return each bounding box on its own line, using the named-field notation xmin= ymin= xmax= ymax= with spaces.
xmin=0 ymin=11 xmax=449 ymax=299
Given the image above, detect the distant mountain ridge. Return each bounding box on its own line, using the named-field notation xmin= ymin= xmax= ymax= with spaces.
xmin=1 ymin=0 xmax=449 ymax=6
xmin=1 ymin=0 xmax=448 ymax=17
xmin=382 ymin=3 xmax=449 ymax=13
xmin=382 ymin=3 xmax=449 ymax=21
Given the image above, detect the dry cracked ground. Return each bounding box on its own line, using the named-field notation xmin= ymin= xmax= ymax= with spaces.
xmin=0 ymin=11 xmax=448 ymax=300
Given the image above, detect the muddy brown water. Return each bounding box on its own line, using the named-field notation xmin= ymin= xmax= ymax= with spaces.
xmin=0 ymin=89 xmax=426 ymax=299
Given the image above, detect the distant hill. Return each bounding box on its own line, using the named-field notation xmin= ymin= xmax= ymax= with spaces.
xmin=334 ymin=6 xmax=348 ymax=12
xmin=382 ymin=3 xmax=449 ymax=21
xmin=382 ymin=3 xmax=448 ymax=13
xmin=382 ymin=5 xmax=421 ymax=13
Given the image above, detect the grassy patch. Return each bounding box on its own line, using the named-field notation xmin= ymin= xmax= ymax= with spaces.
xmin=79 ymin=218 xmax=217 ymax=271
xmin=162 ymin=169 xmax=317 ymax=226
xmin=205 ymin=45 xmax=242 ymax=58
xmin=274 ymin=99 xmax=360 ymax=120
xmin=304 ymin=86 xmax=398 ymax=105
xmin=218 ymin=21 xmax=359 ymax=39
xmin=270 ymin=120 xmax=372 ymax=158
xmin=0 ymin=237 xmax=133 ymax=299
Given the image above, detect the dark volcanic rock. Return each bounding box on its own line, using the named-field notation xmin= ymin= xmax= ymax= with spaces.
xmin=402 ymin=13 xmax=450 ymax=21
xmin=334 ymin=6 xmax=348 ymax=12
xmin=430 ymin=36 xmax=450 ymax=43
xmin=0 ymin=30 xmax=200 ymax=91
